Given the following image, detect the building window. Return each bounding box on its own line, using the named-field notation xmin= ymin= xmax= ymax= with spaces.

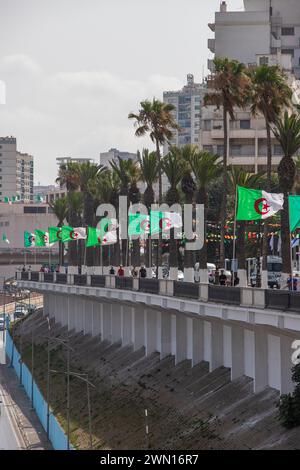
xmin=282 ymin=27 xmax=294 ymax=36
xmin=203 ymin=120 xmax=211 ymax=131
xmin=259 ymin=56 xmax=269 ymax=66
xmin=240 ymin=120 xmax=251 ymax=129
xmin=282 ymin=48 xmax=294 ymax=57
xmin=274 ymin=145 xmax=283 ymax=155
xmin=231 ymin=145 xmax=242 ymax=156
xmin=203 ymin=145 xmax=213 ymax=153
xmin=23 ymin=206 xmax=46 ymax=214
xmin=217 ymin=145 xmax=224 ymax=157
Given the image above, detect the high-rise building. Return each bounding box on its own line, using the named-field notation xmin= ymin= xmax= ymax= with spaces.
xmin=0 ymin=137 xmax=34 ymax=203
xmin=201 ymin=1 xmax=300 ymax=173
xmin=99 ymin=148 xmax=137 ymax=168
xmin=208 ymin=0 xmax=300 ymax=79
xmin=163 ymin=74 xmax=206 ymax=155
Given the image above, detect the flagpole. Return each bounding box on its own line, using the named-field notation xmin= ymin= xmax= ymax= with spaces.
xmin=232 ymin=186 xmax=238 ymax=286
xmin=289 ymin=194 xmax=294 ymax=290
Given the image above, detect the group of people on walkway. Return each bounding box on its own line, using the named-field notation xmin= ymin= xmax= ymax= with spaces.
xmin=109 ymin=265 xmax=147 ymax=278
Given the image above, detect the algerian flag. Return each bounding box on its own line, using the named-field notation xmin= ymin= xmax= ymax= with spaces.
xmin=86 ymin=227 xmax=117 ymax=247
xmin=2 ymin=233 xmax=9 ymax=244
xmin=35 ymin=195 xmax=44 ymax=203
xmin=236 ymin=186 xmax=284 ymax=221
xmin=289 ymin=195 xmax=300 ymax=232
xmin=24 ymin=231 xmax=35 ymax=247
xmin=49 ymin=226 xmax=62 ymax=243
xmin=35 ymin=229 xmax=50 ymax=247
xmin=61 ymin=226 xmax=87 ymax=242
xmin=128 ymin=212 xmax=182 ymax=237
xmin=291 ymin=236 xmax=300 ymax=249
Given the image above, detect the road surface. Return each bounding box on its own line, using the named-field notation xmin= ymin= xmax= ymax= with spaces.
xmin=0 ymin=335 xmax=23 ymax=450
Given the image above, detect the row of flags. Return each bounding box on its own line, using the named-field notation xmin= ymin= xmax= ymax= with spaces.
xmin=1 ymin=195 xmax=44 ymax=204
xmin=23 ymin=212 xmax=183 ymax=248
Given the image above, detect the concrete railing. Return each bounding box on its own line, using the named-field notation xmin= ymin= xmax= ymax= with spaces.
xmin=15 ymin=271 xmax=300 ymax=313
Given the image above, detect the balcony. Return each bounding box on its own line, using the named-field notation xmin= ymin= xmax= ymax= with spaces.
xmin=208 ymin=38 xmax=215 ymax=53
xmin=207 ymin=59 xmax=215 ymax=72
xmin=208 ymin=23 xmax=215 ymax=32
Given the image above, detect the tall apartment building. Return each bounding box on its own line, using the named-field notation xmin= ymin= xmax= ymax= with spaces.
xmin=202 ymin=0 xmax=300 ymax=172
xmin=163 ymin=74 xmax=205 ymax=155
xmin=208 ymin=0 xmax=300 ymax=78
xmin=0 ymin=137 xmax=34 ymax=203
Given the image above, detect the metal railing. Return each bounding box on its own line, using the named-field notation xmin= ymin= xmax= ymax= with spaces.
xmin=31 ymin=272 xmax=39 ymax=282
xmin=173 ymin=281 xmax=199 ymax=299
xmin=21 ymin=272 xmax=29 ymax=281
xmin=116 ymin=277 xmax=133 ymax=290
xmin=74 ymin=274 xmax=87 ymax=286
xmin=56 ymin=273 xmax=67 ymax=284
xmin=139 ymin=278 xmax=159 ymax=294
xmin=90 ymin=275 xmax=106 ymax=288
xmin=44 ymin=273 xmax=54 ymax=283
xmin=208 ymin=285 xmax=241 ymax=305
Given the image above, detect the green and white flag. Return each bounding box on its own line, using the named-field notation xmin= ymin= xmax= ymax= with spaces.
xmin=49 ymin=226 xmax=62 ymax=243
xmin=128 ymin=211 xmax=182 ymax=237
xmin=61 ymin=226 xmax=87 ymax=243
xmin=24 ymin=231 xmax=35 ymax=247
xmin=289 ymin=195 xmax=300 ymax=232
xmin=86 ymin=227 xmax=117 ymax=247
xmin=35 ymin=229 xmax=50 ymax=247
xmin=237 ymin=186 xmax=284 ymax=221
xmin=2 ymin=233 xmax=9 ymax=244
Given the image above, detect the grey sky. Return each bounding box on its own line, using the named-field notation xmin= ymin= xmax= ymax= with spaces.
xmin=0 ymin=0 xmax=244 ymax=184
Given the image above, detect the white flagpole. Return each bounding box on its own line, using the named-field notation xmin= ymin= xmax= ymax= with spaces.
xmin=289 ymin=194 xmax=294 ymax=290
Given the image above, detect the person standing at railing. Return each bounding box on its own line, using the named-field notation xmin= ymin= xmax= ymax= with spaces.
xmin=139 ymin=266 xmax=147 ymax=278
xmin=131 ymin=266 xmax=138 ymax=278
xmin=219 ymin=270 xmax=227 ymax=286
xmin=109 ymin=266 xmax=115 ymax=275
xmin=117 ymin=265 xmax=125 ymax=277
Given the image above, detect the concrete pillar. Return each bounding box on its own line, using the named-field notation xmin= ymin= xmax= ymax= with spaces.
xmin=60 ymin=296 xmax=68 ymax=327
xmin=254 ymin=328 xmax=268 ymax=393
xmin=281 ymin=335 xmax=295 ymax=394
xmin=43 ymin=294 xmax=50 ymax=316
xmin=92 ymin=302 xmax=102 ymax=337
xmin=75 ymin=298 xmax=84 ymax=333
xmin=184 ymin=268 xmax=194 ymax=283
xmin=159 ymin=311 xmax=172 ymax=359
xmin=244 ymin=329 xmax=255 ymax=379
xmin=175 ymin=315 xmax=187 ymax=365
xmin=102 ymin=303 xmax=112 ymax=342
xmin=84 ymin=300 xmax=93 ymax=335
xmin=171 ymin=315 xmax=176 ymax=356
xmin=192 ymin=318 xmax=204 ymax=367
xmin=169 ymin=267 xmax=178 ymax=281
xmin=237 ymin=269 xmax=247 ymax=287
xmin=261 ymin=270 xmax=268 ymax=289
xmin=144 ymin=309 xmax=157 ymax=356
xmin=121 ymin=305 xmax=133 ymax=346
xmin=204 ymin=321 xmax=211 ymax=364
xmin=133 ymin=306 xmax=145 ymax=351
xmin=111 ymin=303 xmax=122 ymax=343
xmin=223 ymin=325 xmax=232 ymax=369
xmin=210 ymin=321 xmax=223 ymax=372
xmin=231 ymin=326 xmax=245 ymax=380
xmin=268 ymin=334 xmax=281 ymax=391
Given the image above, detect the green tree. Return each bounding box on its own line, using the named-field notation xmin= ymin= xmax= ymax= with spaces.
xmin=189 ymin=152 xmax=222 ymax=277
xmin=205 ymin=58 xmax=250 ymax=267
xmin=162 ymin=149 xmax=186 ymax=276
xmin=273 ymin=112 xmax=300 ymax=279
xmin=228 ymin=167 xmax=265 ymax=281
xmin=48 ymin=197 xmax=68 ymax=266
xmin=249 ymin=65 xmax=292 ymax=276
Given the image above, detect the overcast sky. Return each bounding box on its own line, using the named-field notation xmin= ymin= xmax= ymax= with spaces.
xmin=0 ymin=0 xmax=244 ymax=185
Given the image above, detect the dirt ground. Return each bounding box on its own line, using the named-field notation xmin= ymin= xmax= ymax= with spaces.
xmin=12 ymin=311 xmax=300 ymax=450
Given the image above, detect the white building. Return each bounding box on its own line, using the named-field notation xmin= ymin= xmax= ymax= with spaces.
xmin=56 ymin=157 xmax=95 ymax=167
xmin=208 ymin=0 xmax=300 ymax=78
xmin=0 ymin=137 xmax=34 ymax=203
xmin=163 ymin=74 xmax=206 ymax=154
xmin=0 ymin=202 xmax=58 ymax=250
xmin=202 ymin=0 xmax=300 ymax=172
xmin=99 ymin=148 xmax=137 ymax=168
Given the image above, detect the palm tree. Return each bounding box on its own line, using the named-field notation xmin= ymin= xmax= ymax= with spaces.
xmin=189 ymin=152 xmax=222 ymax=282
xmin=128 ymin=99 xmax=179 ymax=204
xmin=161 ymin=149 xmax=186 ymax=279
xmin=138 ymin=149 xmax=160 ymax=270
xmin=77 ymin=162 xmax=106 ymax=266
xmin=228 ymin=167 xmax=265 ymax=285
xmin=179 ymin=145 xmax=197 ymax=279
xmin=250 ymin=65 xmax=292 ymax=281
xmin=66 ymin=191 xmax=84 ymax=266
xmin=273 ymin=112 xmax=300 ymax=280
xmin=204 ymin=58 xmax=250 ymax=268
xmin=49 ymin=197 xmax=68 ymax=266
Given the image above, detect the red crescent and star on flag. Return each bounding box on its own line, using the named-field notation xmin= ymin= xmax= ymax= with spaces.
xmin=254 ymin=198 xmax=270 ymax=216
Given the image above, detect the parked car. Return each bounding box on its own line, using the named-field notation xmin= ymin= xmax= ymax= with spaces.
xmin=14 ymin=305 xmax=28 ymax=320
xmin=0 ymin=315 xmax=5 ymax=331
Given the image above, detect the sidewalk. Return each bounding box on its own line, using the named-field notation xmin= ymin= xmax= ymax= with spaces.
xmin=0 ymin=361 xmax=52 ymax=450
